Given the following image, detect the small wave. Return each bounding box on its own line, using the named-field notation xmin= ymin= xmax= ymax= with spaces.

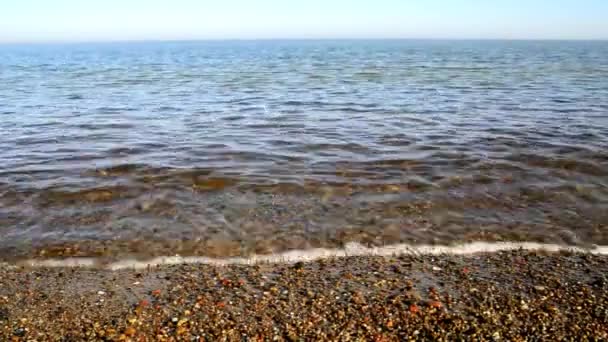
xmin=66 ymin=94 xmax=84 ymax=100
xmin=37 ymin=186 xmax=136 ymax=206
xmin=74 ymin=123 xmax=135 ymax=130
xmin=509 ymin=154 xmax=607 ymax=176
xmin=13 ymin=242 xmax=608 ymax=270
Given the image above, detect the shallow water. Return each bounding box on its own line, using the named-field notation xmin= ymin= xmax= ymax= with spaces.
xmin=1 ymin=40 xmax=607 ymax=259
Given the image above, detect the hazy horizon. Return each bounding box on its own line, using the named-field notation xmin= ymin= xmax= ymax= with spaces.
xmin=1 ymin=38 xmax=608 ymax=47
xmin=1 ymin=0 xmax=608 ymax=43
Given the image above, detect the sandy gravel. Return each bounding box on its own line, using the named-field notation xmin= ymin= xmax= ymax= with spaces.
xmin=1 ymin=250 xmax=607 ymax=341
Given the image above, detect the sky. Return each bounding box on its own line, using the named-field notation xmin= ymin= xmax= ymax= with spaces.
xmin=0 ymin=0 xmax=607 ymax=43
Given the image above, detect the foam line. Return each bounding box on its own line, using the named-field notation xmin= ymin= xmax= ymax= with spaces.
xmin=14 ymin=242 xmax=608 ymax=270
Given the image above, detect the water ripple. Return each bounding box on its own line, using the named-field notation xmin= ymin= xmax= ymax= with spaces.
xmin=1 ymin=40 xmax=608 ymax=258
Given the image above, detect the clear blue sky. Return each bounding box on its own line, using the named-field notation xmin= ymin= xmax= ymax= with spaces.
xmin=1 ymin=0 xmax=607 ymax=42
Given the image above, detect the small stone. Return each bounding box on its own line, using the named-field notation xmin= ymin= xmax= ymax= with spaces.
xmin=13 ymin=327 xmax=26 ymax=337
xmin=97 ymin=291 xmax=106 ymax=296
xmin=428 ymin=300 xmax=442 ymax=308
xmin=177 ymin=326 xmax=188 ymax=335
xmin=124 ymin=327 xmax=136 ymax=337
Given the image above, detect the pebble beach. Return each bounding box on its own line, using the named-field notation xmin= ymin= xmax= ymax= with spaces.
xmin=1 ymin=250 xmax=607 ymax=341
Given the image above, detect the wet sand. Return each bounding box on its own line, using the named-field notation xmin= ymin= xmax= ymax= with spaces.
xmin=1 ymin=250 xmax=607 ymax=340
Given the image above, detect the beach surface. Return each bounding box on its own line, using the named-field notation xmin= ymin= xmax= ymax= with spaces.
xmin=1 ymin=249 xmax=607 ymax=341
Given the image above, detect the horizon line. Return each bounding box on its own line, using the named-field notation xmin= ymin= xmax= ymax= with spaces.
xmin=1 ymin=37 xmax=607 ymax=45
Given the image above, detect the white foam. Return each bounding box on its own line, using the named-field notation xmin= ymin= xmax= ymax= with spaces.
xmin=14 ymin=242 xmax=608 ymax=270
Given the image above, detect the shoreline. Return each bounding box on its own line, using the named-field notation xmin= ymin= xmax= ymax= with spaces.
xmin=1 ymin=249 xmax=607 ymax=340
xmin=10 ymin=241 xmax=608 ymax=269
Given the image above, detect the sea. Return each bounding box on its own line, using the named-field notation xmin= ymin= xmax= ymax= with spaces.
xmin=1 ymin=40 xmax=607 ymax=260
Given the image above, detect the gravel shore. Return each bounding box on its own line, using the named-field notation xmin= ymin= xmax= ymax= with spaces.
xmin=1 ymin=250 xmax=607 ymax=341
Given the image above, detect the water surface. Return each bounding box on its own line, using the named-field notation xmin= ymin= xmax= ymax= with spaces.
xmin=1 ymin=40 xmax=607 ymax=259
